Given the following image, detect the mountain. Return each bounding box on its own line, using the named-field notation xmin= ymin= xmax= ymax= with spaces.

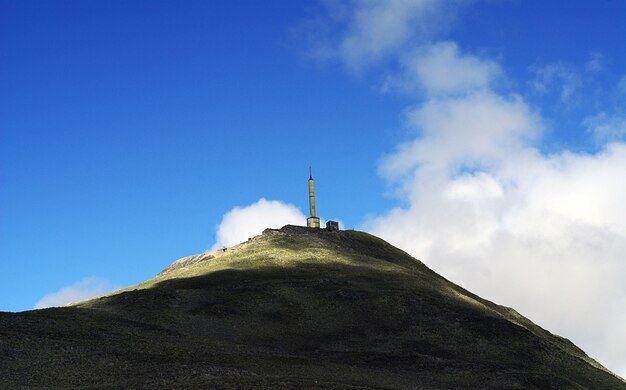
xmin=1 ymin=225 xmax=624 ymax=389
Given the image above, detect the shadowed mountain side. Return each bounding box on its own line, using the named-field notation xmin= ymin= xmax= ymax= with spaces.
xmin=1 ymin=226 xmax=624 ymax=389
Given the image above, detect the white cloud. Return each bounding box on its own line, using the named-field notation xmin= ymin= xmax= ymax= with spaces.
xmin=380 ymin=91 xmax=541 ymax=183
xmin=367 ymin=91 xmax=626 ymax=377
xmin=307 ymin=0 xmax=463 ymax=72
xmin=34 ymin=277 xmax=118 ymax=309
xmin=388 ymin=42 xmax=502 ymax=96
xmin=212 ymin=198 xmax=306 ymax=249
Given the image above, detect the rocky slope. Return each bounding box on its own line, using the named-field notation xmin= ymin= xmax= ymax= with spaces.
xmin=1 ymin=225 xmax=624 ymax=389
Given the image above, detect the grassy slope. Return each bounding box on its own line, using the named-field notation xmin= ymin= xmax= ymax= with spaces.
xmin=1 ymin=226 xmax=624 ymax=389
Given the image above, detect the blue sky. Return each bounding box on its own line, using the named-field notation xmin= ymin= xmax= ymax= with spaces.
xmin=2 ymin=0 xmax=626 ymax=377
xmin=1 ymin=0 xmax=402 ymax=309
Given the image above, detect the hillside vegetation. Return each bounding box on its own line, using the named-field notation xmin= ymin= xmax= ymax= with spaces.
xmin=1 ymin=225 xmax=624 ymax=389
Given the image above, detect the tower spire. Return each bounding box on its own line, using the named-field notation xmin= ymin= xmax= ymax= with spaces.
xmin=307 ymin=168 xmax=320 ymax=228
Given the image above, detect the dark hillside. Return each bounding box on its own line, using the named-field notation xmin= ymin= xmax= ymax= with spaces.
xmin=1 ymin=226 xmax=623 ymax=389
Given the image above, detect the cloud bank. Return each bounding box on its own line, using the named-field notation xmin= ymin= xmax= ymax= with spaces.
xmin=212 ymin=198 xmax=306 ymax=249
xmin=307 ymin=0 xmax=626 ymax=378
xmin=34 ymin=277 xmax=118 ymax=309
xmin=368 ymin=102 xmax=626 ymax=377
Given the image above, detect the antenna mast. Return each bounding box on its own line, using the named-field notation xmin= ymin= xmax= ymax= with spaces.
xmin=307 ymin=167 xmax=320 ymax=228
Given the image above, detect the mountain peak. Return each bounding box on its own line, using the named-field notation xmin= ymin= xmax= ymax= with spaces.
xmin=1 ymin=226 xmax=624 ymax=388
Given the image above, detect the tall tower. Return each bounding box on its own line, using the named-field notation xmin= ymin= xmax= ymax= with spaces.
xmin=307 ymin=167 xmax=321 ymax=228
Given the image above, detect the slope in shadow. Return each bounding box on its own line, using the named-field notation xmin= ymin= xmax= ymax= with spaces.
xmin=1 ymin=226 xmax=624 ymax=389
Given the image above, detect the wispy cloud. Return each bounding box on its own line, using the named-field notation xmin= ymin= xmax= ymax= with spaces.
xmin=304 ymin=0 xmax=467 ymax=72
xmin=529 ymin=62 xmax=583 ymax=104
xmin=583 ymin=112 xmax=626 ymax=144
xmin=383 ymin=41 xmax=502 ymax=96
xmin=34 ymin=277 xmax=118 ymax=309
xmin=585 ymin=52 xmax=605 ymax=73
xmin=529 ymin=52 xmax=607 ymax=106
xmin=618 ymin=75 xmax=626 ymax=95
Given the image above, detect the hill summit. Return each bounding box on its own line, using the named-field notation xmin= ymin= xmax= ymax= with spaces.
xmin=1 ymin=226 xmax=624 ymax=388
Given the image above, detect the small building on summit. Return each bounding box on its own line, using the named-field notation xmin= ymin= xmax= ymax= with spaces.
xmin=326 ymin=220 xmax=339 ymax=231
